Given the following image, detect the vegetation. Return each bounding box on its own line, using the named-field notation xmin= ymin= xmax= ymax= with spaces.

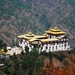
xmin=66 ymin=0 xmax=75 ymax=6
xmin=0 ymin=0 xmax=53 ymax=46
xmin=40 ymin=14 xmax=51 ymax=29
xmin=49 ymin=51 xmax=53 ymax=65
xmin=0 ymin=0 xmax=75 ymax=46
xmin=25 ymin=46 xmax=29 ymax=54
xmin=0 ymin=0 xmax=75 ymax=47
xmin=0 ymin=40 xmax=7 ymax=52
xmin=0 ymin=70 xmax=6 ymax=75
xmin=54 ymin=52 xmax=66 ymax=62
xmin=21 ymin=50 xmax=24 ymax=56
xmin=0 ymin=0 xmax=75 ymax=74
xmin=42 ymin=60 xmax=75 ymax=75
xmin=0 ymin=47 xmax=75 ymax=75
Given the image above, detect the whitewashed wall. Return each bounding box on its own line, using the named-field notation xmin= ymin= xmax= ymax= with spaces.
xmin=19 ymin=37 xmax=69 ymax=52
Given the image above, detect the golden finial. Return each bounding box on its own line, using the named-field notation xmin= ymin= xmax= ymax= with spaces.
xmin=28 ymin=32 xmax=33 ymax=35
xmin=54 ymin=27 xmax=58 ymax=30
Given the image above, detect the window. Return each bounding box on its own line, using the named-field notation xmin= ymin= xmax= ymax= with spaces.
xmin=49 ymin=47 xmax=51 ymax=51
xmin=64 ymin=43 xmax=66 ymax=47
xmin=52 ymin=46 xmax=54 ymax=50
xmin=46 ymin=46 xmax=48 ymax=49
xmin=42 ymin=43 xmax=44 ymax=46
xmin=41 ymin=47 xmax=42 ymax=50
xmin=64 ymin=43 xmax=66 ymax=49
xmin=56 ymin=46 xmax=57 ymax=50
xmin=39 ymin=45 xmax=41 ymax=47
xmin=62 ymin=45 xmax=63 ymax=47
xmin=62 ymin=42 xmax=63 ymax=44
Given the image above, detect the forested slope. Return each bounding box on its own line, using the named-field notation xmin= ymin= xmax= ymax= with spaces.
xmin=0 ymin=0 xmax=75 ymax=46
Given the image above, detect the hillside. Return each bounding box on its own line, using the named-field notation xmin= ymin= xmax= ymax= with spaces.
xmin=0 ymin=0 xmax=75 ymax=46
xmin=0 ymin=48 xmax=75 ymax=75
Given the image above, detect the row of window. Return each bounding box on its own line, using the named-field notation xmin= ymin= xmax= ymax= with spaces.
xmin=40 ymin=44 xmax=67 ymax=51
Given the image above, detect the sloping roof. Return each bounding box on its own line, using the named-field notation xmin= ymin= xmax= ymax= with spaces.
xmin=41 ymin=38 xmax=58 ymax=42
xmin=49 ymin=27 xmax=61 ymax=32
xmin=18 ymin=32 xmax=35 ymax=39
xmin=43 ymin=33 xmax=47 ymax=36
xmin=57 ymin=35 xmax=67 ymax=39
xmin=18 ymin=35 xmax=26 ymax=39
xmin=45 ymin=27 xmax=66 ymax=35
xmin=34 ymin=35 xmax=47 ymax=39
xmin=29 ymin=38 xmax=39 ymax=42
xmin=45 ymin=31 xmax=66 ymax=35
xmin=25 ymin=32 xmax=35 ymax=37
xmin=6 ymin=52 xmax=10 ymax=55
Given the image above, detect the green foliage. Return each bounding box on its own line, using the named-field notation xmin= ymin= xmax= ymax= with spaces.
xmin=4 ymin=43 xmax=7 ymax=53
xmin=11 ymin=0 xmax=31 ymax=10
xmin=7 ymin=63 xmax=12 ymax=67
xmin=59 ymin=53 xmax=66 ymax=62
xmin=41 ymin=51 xmax=48 ymax=56
xmin=0 ymin=22 xmax=4 ymax=27
xmin=0 ymin=40 xmax=7 ymax=52
xmin=62 ymin=17 xmax=74 ymax=27
xmin=36 ymin=58 xmax=44 ymax=70
xmin=54 ymin=52 xmax=66 ymax=62
xmin=12 ymin=39 xmax=18 ymax=47
xmin=12 ymin=40 xmax=15 ymax=46
xmin=40 ymin=14 xmax=51 ymax=29
xmin=4 ymin=32 xmax=11 ymax=37
xmin=13 ymin=59 xmax=20 ymax=69
xmin=13 ymin=70 xmax=20 ymax=75
xmin=70 ymin=48 xmax=75 ymax=54
xmin=21 ymin=48 xmax=40 ymax=75
xmin=63 ymin=59 xmax=69 ymax=66
xmin=22 ymin=55 xmax=31 ymax=69
xmin=0 ymin=70 xmax=6 ymax=75
xmin=13 ymin=53 xmax=17 ymax=59
xmin=8 ymin=67 xmax=15 ymax=75
xmin=25 ymin=46 xmax=29 ymax=54
xmin=28 ymin=68 xmax=33 ymax=75
xmin=22 ymin=48 xmax=39 ymax=70
xmin=66 ymin=0 xmax=75 ymax=6
xmin=11 ymin=0 xmax=22 ymax=6
xmin=0 ymin=0 xmax=14 ymax=16
xmin=21 ymin=50 xmax=24 ymax=56
xmin=49 ymin=51 xmax=53 ymax=65
xmin=5 ymin=63 xmax=13 ymax=75
xmin=0 ymin=40 xmax=4 ymax=49
xmin=30 ymin=48 xmax=39 ymax=58
xmin=0 ymin=0 xmax=29 ymax=20
xmin=0 ymin=0 xmax=52 ymax=44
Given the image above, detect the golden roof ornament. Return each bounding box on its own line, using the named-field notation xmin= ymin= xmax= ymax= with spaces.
xmin=45 ymin=27 xmax=66 ymax=35
xmin=25 ymin=32 xmax=35 ymax=37
xmin=54 ymin=27 xmax=58 ymax=30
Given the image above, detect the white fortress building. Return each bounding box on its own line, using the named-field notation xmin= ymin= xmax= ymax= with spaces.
xmin=18 ymin=27 xmax=70 ymax=52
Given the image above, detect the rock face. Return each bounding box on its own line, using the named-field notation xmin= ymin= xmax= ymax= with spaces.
xmin=0 ymin=0 xmax=75 ymax=47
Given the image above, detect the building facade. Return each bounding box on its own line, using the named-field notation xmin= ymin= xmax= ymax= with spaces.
xmin=18 ymin=27 xmax=70 ymax=52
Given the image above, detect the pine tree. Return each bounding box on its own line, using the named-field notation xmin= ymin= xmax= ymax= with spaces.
xmin=25 ymin=46 xmax=29 ymax=54
xmin=49 ymin=51 xmax=53 ymax=65
xmin=21 ymin=50 xmax=24 ymax=56
xmin=0 ymin=40 xmax=4 ymax=49
xmin=13 ymin=53 xmax=17 ymax=59
xmin=4 ymin=43 xmax=7 ymax=53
